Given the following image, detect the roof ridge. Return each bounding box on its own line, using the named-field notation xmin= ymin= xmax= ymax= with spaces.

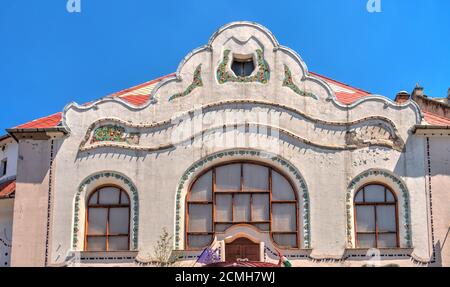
xmin=112 ymin=73 xmax=175 ymax=98
xmin=309 ymin=71 xmax=371 ymax=95
xmin=14 ymin=112 xmax=62 ymax=129
xmin=423 ymin=110 xmax=450 ymax=120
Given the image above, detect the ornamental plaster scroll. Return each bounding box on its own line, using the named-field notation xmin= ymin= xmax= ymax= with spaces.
xmin=172 ymin=149 xmax=311 ymax=250
xmin=346 ymin=169 xmax=412 ymax=249
xmin=169 ymin=64 xmax=203 ymax=102
xmin=62 ymin=21 xmax=422 ymax=136
xmin=283 ymin=65 xmax=318 ymax=100
xmin=78 ymin=101 xmax=405 ymax=153
xmin=72 ymin=171 xmax=139 ymax=251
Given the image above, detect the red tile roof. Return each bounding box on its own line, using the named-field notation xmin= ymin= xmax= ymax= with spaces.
xmin=310 ymin=72 xmax=371 ymax=105
xmin=0 ymin=179 xmax=15 ymax=199
xmin=10 ymin=72 xmax=449 ymax=129
xmin=15 ymin=113 xmax=63 ymax=129
xmin=423 ymin=111 xmax=450 ymax=125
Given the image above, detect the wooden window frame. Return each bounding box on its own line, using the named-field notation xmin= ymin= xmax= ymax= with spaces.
xmin=84 ymin=185 xmax=131 ymax=252
xmin=354 ymin=183 xmax=400 ymax=249
xmin=186 ymin=161 xmax=300 ymax=250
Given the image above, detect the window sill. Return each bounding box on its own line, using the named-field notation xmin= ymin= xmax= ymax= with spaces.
xmin=344 ymin=248 xmax=414 ymax=258
xmin=72 ymin=251 xmax=138 ymax=264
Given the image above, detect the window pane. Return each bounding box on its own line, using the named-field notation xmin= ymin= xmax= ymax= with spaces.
xmin=216 ymin=164 xmax=241 ymax=191
xmin=216 ymin=194 xmax=232 ymax=222
xmin=215 ymin=224 xmax=232 ymax=232
xmin=377 ymin=206 xmax=397 ymax=232
xmin=232 ymin=61 xmax=243 ymax=76
xmin=378 ymin=234 xmax=398 ymax=248
xmin=120 ymin=191 xmax=130 ymax=205
xmin=272 ymin=171 xmax=295 ymax=201
xmin=89 ymin=192 xmax=98 ymax=205
xmin=88 ymin=208 xmax=108 ymax=235
xmin=243 ymin=164 xmax=268 ymax=190
xmin=357 ymin=234 xmax=376 ymax=248
xmin=188 ymin=204 xmax=212 ymax=232
xmin=190 ymin=171 xmax=212 ymax=201
xmin=243 ymin=61 xmax=255 ymax=76
xmin=356 ymin=206 xmax=375 ymax=232
xmin=109 ymin=208 xmax=129 ymax=234
xmin=233 ymin=194 xmax=251 ymax=222
xmin=188 ymin=235 xmax=213 ymax=249
xmin=386 ymin=191 xmax=395 ymax=203
xmin=364 ymin=185 xmax=385 ymax=203
xmin=99 ymin=187 xmax=121 ymax=205
xmin=273 ymin=234 xmax=297 ymax=248
xmin=252 ymin=194 xmax=269 ymax=222
xmin=108 ymin=236 xmax=129 ymax=251
xmin=254 ymin=223 xmax=270 ymax=232
xmin=87 ymin=236 xmax=106 ymax=251
xmin=354 ymin=191 xmax=363 ymax=203
xmin=272 ymin=203 xmax=296 ymax=232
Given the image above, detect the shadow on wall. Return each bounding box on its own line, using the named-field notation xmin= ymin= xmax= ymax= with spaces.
xmin=393 ymin=136 xmax=425 ymax=179
xmin=18 ymin=140 xmax=62 ymax=185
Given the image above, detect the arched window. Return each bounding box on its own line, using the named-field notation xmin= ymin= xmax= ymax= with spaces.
xmin=354 ymin=184 xmax=399 ymax=248
xmin=186 ymin=162 xmax=299 ymax=250
xmin=85 ymin=186 xmax=130 ymax=251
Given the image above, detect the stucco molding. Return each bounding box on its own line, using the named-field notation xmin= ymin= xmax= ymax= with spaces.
xmin=173 ymin=149 xmax=311 ymax=250
xmin=72 ymin=171 xmax=139 ymax=251
xmin=345 ymin=169 xmax=412 ymax=248
xmin=77 ymin=100 xmax=405 ymax=153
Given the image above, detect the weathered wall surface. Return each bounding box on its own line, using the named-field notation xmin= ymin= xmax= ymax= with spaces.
xmin=428 ymin=136 xmax=450 ymax=266
xmin=0 ymin=199 xmax=13 ymax=267
xmin=10 ymin=140 xmax=54 ymax=267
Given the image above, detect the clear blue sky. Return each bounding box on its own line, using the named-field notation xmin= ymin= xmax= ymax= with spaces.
xmin=1 ymin=0 xmax=449 ymax=132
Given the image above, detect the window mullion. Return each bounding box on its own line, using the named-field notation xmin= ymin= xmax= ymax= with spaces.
xmin=374 ymin=206 xmax=378 ymax=249
xmin=106 ymin=207 xmax=110 ymax=252
xmin=212 ymin=168 xmax=216 ymax=234
xmin=269 ymin=168 xmax=273 ymax=237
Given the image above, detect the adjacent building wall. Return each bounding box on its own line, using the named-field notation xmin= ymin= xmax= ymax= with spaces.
xmin=0 ymin=138 xmax=18 ymax=181
xmin=10 ymin=139 xmax=54 ymax=267
xmin=0 ymin=199 xmax=13 ymax=267
xmin=428 ymin=136 xmax=450 ymax=266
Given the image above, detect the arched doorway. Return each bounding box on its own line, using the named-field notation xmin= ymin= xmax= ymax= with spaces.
xmin=225 ymin=237 xmax=260 ymax=262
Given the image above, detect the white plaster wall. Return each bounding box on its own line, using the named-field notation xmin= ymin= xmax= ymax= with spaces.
xmin=46 ymin=22 xmax=431 ymax=266
xmin=0 ymin=139 xmax=18 ymax=181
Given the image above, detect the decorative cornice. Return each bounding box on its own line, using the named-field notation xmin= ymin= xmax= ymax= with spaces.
xmin=78 ymin=100 xmax=404 ymax=152
xmin=79 ymin=122 xmax=402 ymax=153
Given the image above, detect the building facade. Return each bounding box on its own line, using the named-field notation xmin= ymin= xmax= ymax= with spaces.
xmin=1 ymin=22 xmax=449 ymax=267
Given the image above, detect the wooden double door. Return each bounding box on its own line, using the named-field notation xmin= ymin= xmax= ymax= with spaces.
xmin=225 ymin=238 xmax=260 ymax=262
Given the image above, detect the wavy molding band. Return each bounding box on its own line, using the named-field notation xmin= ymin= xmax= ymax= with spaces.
xmin=79 ymin=121 xmax=404 ymax=154
xmin=78 ymin=100 xmax=404 ymax=152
